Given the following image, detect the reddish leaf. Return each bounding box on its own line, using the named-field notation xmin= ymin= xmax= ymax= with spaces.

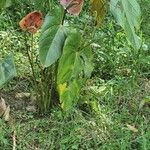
xmin=60 ymin=0 xmax=84 ymax=15
xmin=19 ymin=11 xmax=43 ymax=34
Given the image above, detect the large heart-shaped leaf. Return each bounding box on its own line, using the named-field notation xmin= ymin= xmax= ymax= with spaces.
xmin=57 ymin=29 xmax=94 ymax=111
xmin=39 ymin=6 xmax=67 ymax=67
xmin=57 ymin=29 xmax=83 ymax=84
xmin=0 ymin=55 xmax=16 ymax=88
xmin=110 ymin=0 xmax=141 ymax=49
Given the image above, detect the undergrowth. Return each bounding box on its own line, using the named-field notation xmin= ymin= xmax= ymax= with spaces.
xmin=0 ymin=0 xmax=150 ymax=150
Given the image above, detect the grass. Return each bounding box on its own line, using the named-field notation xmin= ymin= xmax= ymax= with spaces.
xmin=0 ymin=1 xmax=150 ymax=149
xmin=0 ymin=77 xmax=150 ymax=150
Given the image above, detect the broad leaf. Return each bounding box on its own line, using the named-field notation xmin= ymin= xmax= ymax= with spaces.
xmin=60 ymin=79 xmax=82 ymax=111
xmin=110 ymin=0 xmax=141 ymax=49
xmin=0 ymin=55 xmax=16 ymax=88
xmin=39 ymin=6 xmax=67 ymax=67
xmin=57 ymin=29 xmax=94 ymax=111
xmin=91 ymin=0 xmax=106 ymax=25
xmin=0 ymin=0 xmax=12 ymax=9
xmin=57 ymin=29 xmax=83 ymax=84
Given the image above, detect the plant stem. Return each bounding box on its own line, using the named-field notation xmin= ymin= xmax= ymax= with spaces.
xmin=25 ymin=33 xmax=40 ymax=103
xmin=61 ymin=9 xmax=67 ymax=25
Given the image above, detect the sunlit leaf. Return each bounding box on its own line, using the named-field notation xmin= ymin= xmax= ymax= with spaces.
xmin=110 ymin=0 xmax=141 ymax=49
xmin=58 ymin=83 xmax=67 ymax=96
xmin=60 ymin=80 xmax=82 ymax=111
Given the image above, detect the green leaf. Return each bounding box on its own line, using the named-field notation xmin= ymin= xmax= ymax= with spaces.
xmin=60 ymin=80 xmax=82 ymax=111
xmin=110 ymin=0 xmax=141 ymax=49
xmin=81 ymin=47 xmax=94 ymax=78
xmin=0 ymin=0 xmax=12 ymax=9
xmin=57 ymin=29 xmax=83 ymax=84
xmin=57 ymin=30 xmax=94 ymax=111
xmin=39 ymin=6 xmax=67 ymax=67
xmin=0 ymin=55 xmax=16 ymax=88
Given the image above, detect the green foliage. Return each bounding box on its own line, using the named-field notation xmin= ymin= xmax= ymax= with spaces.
xmin=0 ymin=0 xmax=144 ymax=113
xmin=57 ymin=29 xmax=82 ymax=84
xmin=39 ymin=6 xmax=66 ymax=67
xmin=0 ymin=119 xmax=11 ymax=147
xmin=0 ymin=0 xmax=149 ymax=149
xmin=57 ymin=29 xmax=94 ymax=110
xmin=0 ymin=55 xmax=16 ymax=88
xmin=110 ymin=0 xmax=141 ymax=49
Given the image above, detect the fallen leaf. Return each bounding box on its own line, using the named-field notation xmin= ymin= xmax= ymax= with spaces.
xmin=15 ymin=92 xmax=30 ymax=98
xmin=26 ymin=105 xmax=36 ymax=112
xmin=0 ymin=97 xmax=7 ymax=117
xmin=3 ymin=105 xmax=10 ymax=121
xmin=127 ymin=124 xmax=138 ymax=133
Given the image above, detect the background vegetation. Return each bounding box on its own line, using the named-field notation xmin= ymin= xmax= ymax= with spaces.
xmin=0 ymin=0 xmax=150 ymax=149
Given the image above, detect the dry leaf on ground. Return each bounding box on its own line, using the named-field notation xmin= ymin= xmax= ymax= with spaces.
xmin=127 ymin=124 xmax=138 ymax=133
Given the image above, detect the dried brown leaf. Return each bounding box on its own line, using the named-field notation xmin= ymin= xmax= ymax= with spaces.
xmin=127 ymin=124 xmax=138 ymax=133
xmin=3 ymin=105 xmax=10 ymax=121
xmin=0 ymin=97 xmax=7 ymax=117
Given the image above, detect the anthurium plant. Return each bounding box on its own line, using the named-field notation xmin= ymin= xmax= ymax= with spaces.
xmin=0 ymin=0 xmax=141 ymax=113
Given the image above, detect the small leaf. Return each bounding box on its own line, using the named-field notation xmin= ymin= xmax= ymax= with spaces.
xmin=26 ymin=105 xmax=36 ymax=112
xmin=126 ymin=124 xmax=138 ymax=133
xmin=19 ymin=11 xmax=43 ymax=34
xmin=60 ymin=0 xmax=84 ymax=16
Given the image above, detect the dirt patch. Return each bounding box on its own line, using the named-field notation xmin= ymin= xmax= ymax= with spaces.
xmin=0 ymin=90 xmax=31 ymax=111
xmin=0 ymin=79 xmax=32 ymax=111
